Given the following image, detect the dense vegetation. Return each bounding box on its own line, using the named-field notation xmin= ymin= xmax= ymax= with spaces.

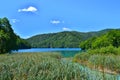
xmin=0 ymin=17 xmax=30 ymax=54
xmin=0 ymin=52 xmax=116 ymax=80
xmin=73 ymin=30 xmax=120 ymax=76
xmin=80 ymin=29 xmax=120 ymax=50
xmin=27 ymin=29 xmax=113 ymax=48
xmin=73 ymin=46 xmax=120 ymax=74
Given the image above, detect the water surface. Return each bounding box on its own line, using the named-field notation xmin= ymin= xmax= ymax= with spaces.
xmin=13 ymin=48 xmax=81 ymax=57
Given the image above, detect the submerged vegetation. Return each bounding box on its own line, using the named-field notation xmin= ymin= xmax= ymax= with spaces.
xmin=0 ymin=52 xmax=116 ymax=80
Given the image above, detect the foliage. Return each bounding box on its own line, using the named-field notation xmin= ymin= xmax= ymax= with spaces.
xmin=0 ymin=53 xmax=116 ymax=80
xmin=27 ymin=29 xmax=112 ymax=48
xmin=80 ymin=37 xmax=97 ymax=50
xmin=80 ymin=29 xmax=120 ymax=50
xmin=87 ymin=45 xmax=120 ymax=55
xmin=0 ymin=17 xmax=30 ymax=54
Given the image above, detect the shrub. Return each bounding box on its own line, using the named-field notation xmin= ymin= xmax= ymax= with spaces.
xmin=87 ymin=46 xmax=119 ymax=55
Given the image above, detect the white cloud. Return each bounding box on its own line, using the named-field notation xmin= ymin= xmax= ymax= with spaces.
xmin=50 ymin=20 xmax=61 ymax=24
xmin=62 ymin=27 xmax=71 ymax=31
xmin=18 ymin=6 xmax=37 ymax=12
xmin=11 ymin=19 xmax=19 ymax=23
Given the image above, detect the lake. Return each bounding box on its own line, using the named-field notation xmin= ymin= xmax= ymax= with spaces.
xmin=13 ymin=48 xmax=81 ymax=57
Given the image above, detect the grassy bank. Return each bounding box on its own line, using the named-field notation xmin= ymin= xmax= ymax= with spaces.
xmin=0 ymin=52 xmax=116 ymax=80
xmin=73 ymin=46 xmax=120 ymax=74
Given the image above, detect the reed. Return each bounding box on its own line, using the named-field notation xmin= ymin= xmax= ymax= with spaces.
xmin=74 ymin=46 xmax=120 ymax=74
xmin=0 ymin=52 xmax=116 ymax=80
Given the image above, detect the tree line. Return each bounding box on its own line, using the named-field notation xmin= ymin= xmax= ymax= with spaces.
xmin=0 ymin=17 xmax=30 ymax=54
xmin=80 ymin=29 xmax=120 ymax=50
xmin=26 ymin=30 xmax=112 ymax=48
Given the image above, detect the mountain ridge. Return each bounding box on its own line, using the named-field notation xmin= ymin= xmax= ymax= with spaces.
xmin=26 ymin=28 xmax=119 ymax=48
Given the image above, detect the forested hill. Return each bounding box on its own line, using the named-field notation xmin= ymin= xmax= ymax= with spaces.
xmin=26 ymin=29 xmax=117 ymax=48
xmin=80 ymin=29 xmax=120 ymax=50
xmin=0 ymin=17 xmax=30 ymax=54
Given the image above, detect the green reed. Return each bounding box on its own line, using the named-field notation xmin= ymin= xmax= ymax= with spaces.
xmin=0 ymin=52 xmax=116 ymax=80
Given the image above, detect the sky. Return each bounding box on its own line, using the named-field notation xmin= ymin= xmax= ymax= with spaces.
xmin=0 ymin=0 xmax=120 ymax=38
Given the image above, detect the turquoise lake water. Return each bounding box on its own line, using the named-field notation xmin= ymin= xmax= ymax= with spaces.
xmin=13 ymin=48 xmax=81 ymax=57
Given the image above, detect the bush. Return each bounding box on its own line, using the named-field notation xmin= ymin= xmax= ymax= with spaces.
xmin=87 ymin=46 xmax=119 ymax=55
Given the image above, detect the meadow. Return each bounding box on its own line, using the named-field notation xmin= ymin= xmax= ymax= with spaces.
xmin=0 ymin=52 xmax=116 ymax=80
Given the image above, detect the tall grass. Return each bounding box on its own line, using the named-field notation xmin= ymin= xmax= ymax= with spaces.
xmin=0 ymin=52 xmax=116 ymax=80
xmin=73 ymin=46 xmax=120 ymax=74
xmin=88 ymin=54 xmax=120 ymax=73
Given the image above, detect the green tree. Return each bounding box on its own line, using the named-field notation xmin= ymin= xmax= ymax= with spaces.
xmin=0 ymin=17 xmax=30 ymax=54
xmin=80 ymin=29 xmax=120 ymax=50
xmin=107 ymin=30 xmax=120 ymax=47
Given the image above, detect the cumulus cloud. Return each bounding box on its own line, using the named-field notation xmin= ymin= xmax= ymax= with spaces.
xmin=11 ymin=19 xmax=19 ymax=23
xmin=18 ymin=6 xmax=37 ymax=12
xmin=50 ymin=20 xmax=61 ymax=24
xmin=62 ymin=27 xmax=71 ymax=31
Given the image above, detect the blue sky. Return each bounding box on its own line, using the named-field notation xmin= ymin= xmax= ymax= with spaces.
xmin=0 ymin=0 xmax=120 ymax=38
